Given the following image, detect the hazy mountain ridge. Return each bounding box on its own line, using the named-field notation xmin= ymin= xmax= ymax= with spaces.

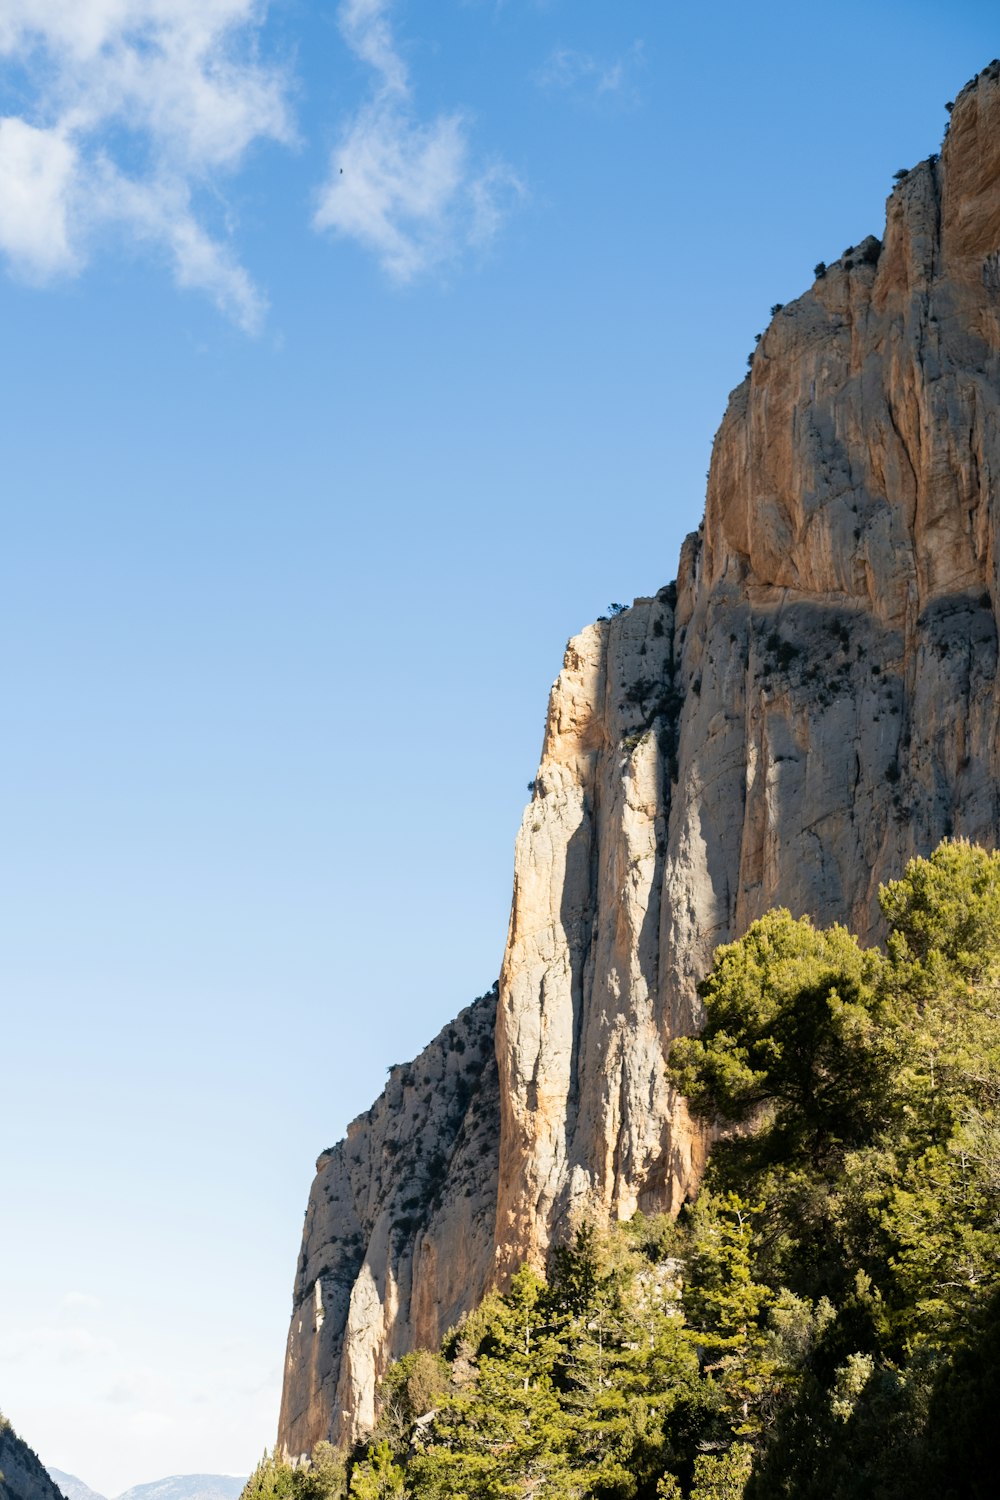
xmin=46 ymin=1473 xmax=103 ymax=1500
xmin=279 ymin=56 xmax=1000 ymax=1454
xmin=46 ymin=1474 xmax=245 ymax=1500
xmin=116 ymin=1477 xmax=245 ymax=1500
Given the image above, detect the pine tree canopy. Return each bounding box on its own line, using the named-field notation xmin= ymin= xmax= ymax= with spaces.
xmin=242 ymin=841 xmax=1000 ymax=1500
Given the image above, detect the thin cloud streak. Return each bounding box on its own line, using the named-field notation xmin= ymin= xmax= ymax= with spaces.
xmin=315 ymin=0 xmax=524 ymax=282
xmin=0 ymin=1324 xmax=117 ymax=1365
xmin=535 ymin=40 xmax=646 ymax=105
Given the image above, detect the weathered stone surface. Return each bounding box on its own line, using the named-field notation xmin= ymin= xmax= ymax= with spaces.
xmin=278 ymin=60 xmax=1000 ymax=1450
xmin=495 ymin=592 xmax=708 ymax=1277
xmin=496 ymin=62 xmax=1000 ymax=1271
xmin=278 ymin=992 xmax=499 ymax=1456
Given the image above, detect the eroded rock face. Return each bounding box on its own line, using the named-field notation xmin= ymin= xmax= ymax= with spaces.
xmin=496 ymin=60 xmax=1000 ymax=1272
xmin=494 ymin=594 xmax=707 ymax=1278
xmin=278 ymin=993 xmax=499 ymax=1457
xmin=279 ymin=61 xmax=1000 ymax=1450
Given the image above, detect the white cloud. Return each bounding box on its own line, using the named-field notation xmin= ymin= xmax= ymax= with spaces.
xmin=0 ymin=0 xmax=292 ymax=329
xmin=95 ymin=162 xmax=267 ymax=330
xmin=60 ymin=1290 xmax=102 ymax=1311
xmin=338 ymin=0 xmax=409 ymax=97
xmin=536 ymin=41 xmax=646 ymax=104
xmin=315 ymin=0 xmax=523 ymax=282
xmin=128 ymin=1409 xmax=175 ymax=1437
xmin=0 ymin=1324 xmax=117 ymax=1364
xmin=103 ymin=1365 xmax=168 ymax=1407
xmin=0 ymin=117 xmax=79 ymax=276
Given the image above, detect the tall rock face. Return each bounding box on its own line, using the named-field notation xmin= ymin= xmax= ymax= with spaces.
xmin=279 ymin=60 xmax=1000 ymax=1451
xmin=278 ymin=992 xmax=500 ymax=1459
xmin=495 ymin=592 xmax=708 ymax=1278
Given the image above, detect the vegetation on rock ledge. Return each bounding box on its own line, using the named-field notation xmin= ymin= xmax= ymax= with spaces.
xmin=247 ymin=841 xmax=1000 ymax=1498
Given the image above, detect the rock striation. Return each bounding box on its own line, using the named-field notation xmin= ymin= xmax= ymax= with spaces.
xmin=279 ymin=60 xmax=1000 ymax=1452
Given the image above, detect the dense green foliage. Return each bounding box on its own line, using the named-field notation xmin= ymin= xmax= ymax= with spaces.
xmin=247 ymin=841 xmax=1000 ymax=1498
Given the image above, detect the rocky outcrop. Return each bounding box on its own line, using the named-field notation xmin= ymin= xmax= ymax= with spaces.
xmin=495 ymin=592 xmax=708 ymax=1278
xmin=278 ymin=991 xmax=500 ymax=1459
xmin=497 ymin=58 xmax=1000 ymax=1269
xmin=279 ymin=59 xmax=1000 ymax=1450
xmin=0 ymin=1418 xmax=66 ymax=1500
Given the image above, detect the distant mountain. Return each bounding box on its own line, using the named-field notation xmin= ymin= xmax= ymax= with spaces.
xmin=46 ymin=1476 xmax=244 ymax=1500
xmin=115 ymin=1480 xmax=245 ymax=1500
xmin=46 ymin=1473 xmax=106 ymax=1500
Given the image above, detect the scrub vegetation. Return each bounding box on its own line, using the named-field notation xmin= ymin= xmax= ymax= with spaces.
xmin=244 ymin=840 xmax=1000 ymax=1498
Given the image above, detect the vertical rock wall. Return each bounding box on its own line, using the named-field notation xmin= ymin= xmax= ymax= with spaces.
xmin=278 ymin=993 xmax=499 ymax=1458
xmin=495 ymin=59 xmax=1000 ymax=1272
xmin=279 ymin=60 xmax=1000 ymax=1452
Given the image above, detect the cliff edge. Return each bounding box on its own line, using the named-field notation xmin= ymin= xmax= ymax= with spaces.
xmin=280 ymin=59 xmax=1000 ymax=1453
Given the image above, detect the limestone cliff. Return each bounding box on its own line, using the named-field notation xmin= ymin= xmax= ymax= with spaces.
xmin=279 ymin=59 xmax=1000 ymax=1451
xmin=278 ymin=991 xmax=500 ymax=1458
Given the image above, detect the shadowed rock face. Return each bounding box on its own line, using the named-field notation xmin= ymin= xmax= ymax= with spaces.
xmin=278 ymin=993 xmax=499 ymax=1458
xmin=0 ymin=1420 xmax=66 ymax=1500
xmin=279 ymin=60 xmax=1000 ymax=1451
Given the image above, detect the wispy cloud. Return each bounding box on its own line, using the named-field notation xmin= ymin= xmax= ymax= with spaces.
xmin=0 ymin=1 xmax=293 ymax=330
xmin=315 ymin=0 xmax=524 ymax=282
xmin=61 ymin=1290 xmax=101 ymax=1311
xmin=535 ymin=41 xmax=645 ymax=106
xmin=0 ymin=1324 xmax=117 ymax=1364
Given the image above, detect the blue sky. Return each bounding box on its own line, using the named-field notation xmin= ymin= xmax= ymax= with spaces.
xmin=1 ymin=0 xmax=997 ymax=1492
